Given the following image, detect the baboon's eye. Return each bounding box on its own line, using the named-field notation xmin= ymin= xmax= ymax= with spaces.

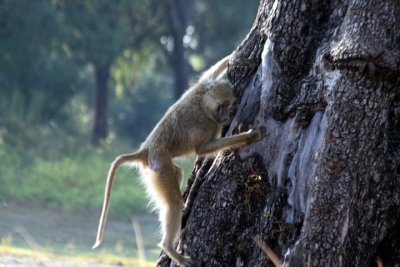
xmin=217 ymin=104 xmax=228 ymax=113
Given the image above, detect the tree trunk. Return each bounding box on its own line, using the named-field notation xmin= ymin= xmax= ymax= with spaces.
xmin=158 ymin=0 xmax=400 ymax=266
xmin=91 ymin=64 xmax=110 ymax=146
xmin=163 ymin=0 xmax=189 ymax=99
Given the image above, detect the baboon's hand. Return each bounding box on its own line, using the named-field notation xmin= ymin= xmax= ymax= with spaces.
xmin=181 ymin=256 xmax=193 ymax=267
xmin=244 ymin=128 xmax=263 ymax=142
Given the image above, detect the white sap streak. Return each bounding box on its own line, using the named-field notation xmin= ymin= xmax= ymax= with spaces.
xmin=271 ymin=0 xmax=279 ymax=15
xmin=324 ymin=69 xmax=341 ymax=91
xmin=286 ymin=112 xmax=327 ymax=223
xmin=271 ymin=118 xmax=298 ymax=187
xmin=258 ymin=38 xmax=296 ymax=187
xmin=243 ymin=38 xmax=331 ymax=224
xmin=253 ymin=38 xmax=302 ymax=187
xmin=339 ymin=207 xmax=349 ymax=243
xmin=261 ymin=39 xmax=274 ymax=104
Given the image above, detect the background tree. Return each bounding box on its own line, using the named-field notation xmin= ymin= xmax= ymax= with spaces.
xmin=56 ymin=0 xmax=257 ymax=144
xmin=58 ymin=0 xmax=130 ymax=145
xmin=158 ymin=0 xmax=259 ymax=99
xmin=161 ymin=0 xmax=189 ymax=99
xmin=0 ymin=0 xmax=258 ymax=214
xmin=0 ymin=0 xmax=292 ymax=265
xmin=0 ymin=0 xmax=78 ymax=131
xmin=99 ymin=0 xmax=258 ymax=144
xmin=158 ymin=0 xmax=400 ymax=266
xmin=188 ymin=0 xmax=259 ymax=63
xmin=58 ymin=0 xmax=162 ymax=145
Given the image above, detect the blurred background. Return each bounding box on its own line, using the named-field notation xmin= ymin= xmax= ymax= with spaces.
xmin=0 ymin=0 xmax=258 ymax=265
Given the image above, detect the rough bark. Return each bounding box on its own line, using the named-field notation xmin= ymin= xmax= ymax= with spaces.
xmin=158 ymin=0 xmax=400 ymax=266
xmin=91 ymin=64 xmax=110 ymax=146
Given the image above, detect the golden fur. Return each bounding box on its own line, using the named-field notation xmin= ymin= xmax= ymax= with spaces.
xmin=93 ymin=55 xmax=261 ymax=266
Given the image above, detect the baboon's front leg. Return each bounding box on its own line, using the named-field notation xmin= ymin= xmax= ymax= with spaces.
xmin=196 ymin=129 xmax=261 ymax=155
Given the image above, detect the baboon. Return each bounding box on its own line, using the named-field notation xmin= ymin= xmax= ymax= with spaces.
xmin=93 ymin=54 xmax=262 ymax=266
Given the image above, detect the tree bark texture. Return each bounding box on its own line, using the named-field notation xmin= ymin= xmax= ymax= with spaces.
xmin=158 ymin=0 xmax=400 ymax=266
xmin=91 ymin=64 xmax=110 ymax=146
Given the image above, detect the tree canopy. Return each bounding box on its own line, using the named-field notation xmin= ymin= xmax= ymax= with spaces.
xmin=0 ymin=0 xmax=258 ymax=145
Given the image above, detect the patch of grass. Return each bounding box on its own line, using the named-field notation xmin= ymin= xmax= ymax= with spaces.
xmin=0 ymin=126 xmax=196 ymax=265
xmin=0 ymin=203 xmax=160 ymax=265
xmin=0 ymin=139 xmax=196 ymax=220
xmin=23 ymin=153 xmax=148 ymax=217
xmin=0 ymin=244 xmax=155 ymax=267
xmin=0 ymin=142 xmax=151 ymax=219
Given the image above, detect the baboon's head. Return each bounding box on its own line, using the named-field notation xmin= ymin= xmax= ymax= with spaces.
xmin=202 ymin=80 xmax=237 ymax=124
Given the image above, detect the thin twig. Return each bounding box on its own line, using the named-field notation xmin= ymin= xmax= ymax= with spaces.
xmin=14 ymin=226 xmax=46 ymax=266
xmin=132 ymin=218 xmax=147 ymax=267
xmin=14 ymin=226 xmax=41 ymax=249
xmin=253 ymin=237 xmax=282 ymax=267
xmin=376 ymin=256 xmax=384 ymax=267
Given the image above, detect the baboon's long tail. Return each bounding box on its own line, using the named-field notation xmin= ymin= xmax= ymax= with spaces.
xmin=93 ymin=150 xmax=147 ymax=249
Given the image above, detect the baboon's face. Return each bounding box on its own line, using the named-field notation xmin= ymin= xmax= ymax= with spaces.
xmin=215 ymin=98 xmax=237 ymax=123
xmin=203 ymin=80 xmax=237 ymax=124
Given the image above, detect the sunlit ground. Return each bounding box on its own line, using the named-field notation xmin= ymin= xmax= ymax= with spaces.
xmin=0 ymin=203 xmax=160 ymax=267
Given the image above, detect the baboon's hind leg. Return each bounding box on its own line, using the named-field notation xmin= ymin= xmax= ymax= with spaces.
xmin=149 ymin=160 xmax=192 ymax=266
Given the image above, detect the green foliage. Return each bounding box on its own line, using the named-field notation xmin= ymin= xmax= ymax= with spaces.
xmin=0 ymin=136 xmax=195 ymax=219
xmin=0 ymin=0 xmax=258 ymax=217
xmin=110 ymin=52 xmax=174 ymax=144
xmin=0 ymin=0 xmax=81 ymax=122
xmin=187 ymin=0 xmax=259 ymax=64
xmin=58 ymin=0 xmax=133 ymax=66
xmin=0 ymin=139 xmax=149 ymax=220
xmin=0 ymin=144 xmax=20 ymax=201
